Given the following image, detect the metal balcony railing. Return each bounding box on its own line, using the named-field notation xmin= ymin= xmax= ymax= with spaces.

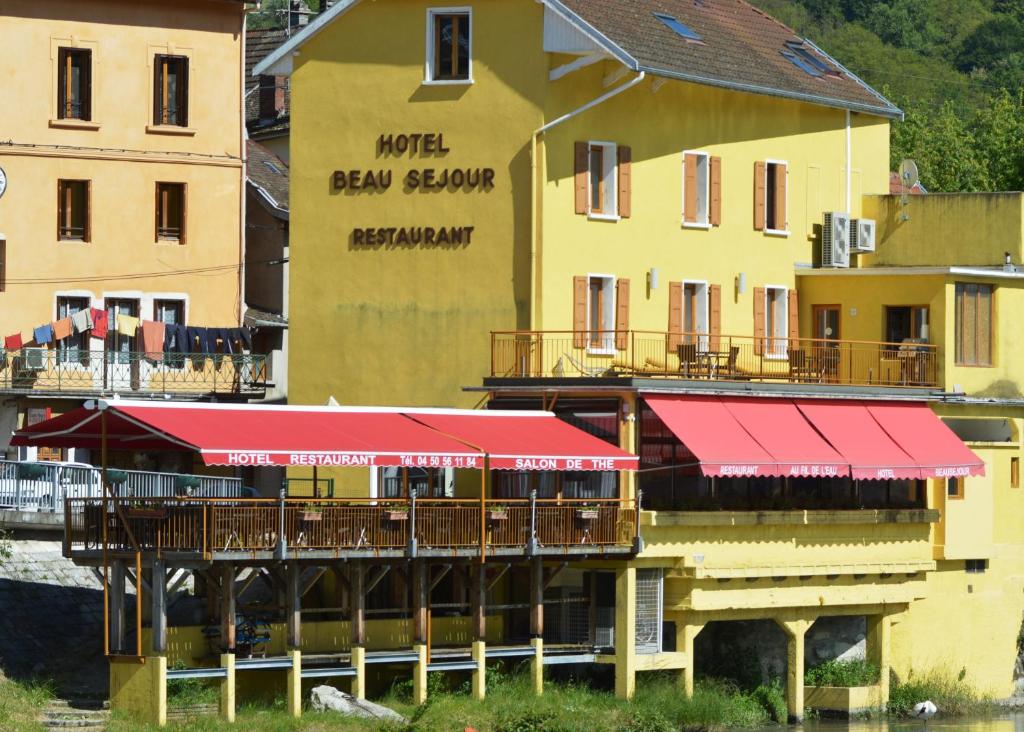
xmin=0 ymin=460 xmax=246 ymax=513
xmin=491 ymin=331 xmax=941 ymax=389
xmin=0 ymin=349 xmax=266 ymax=396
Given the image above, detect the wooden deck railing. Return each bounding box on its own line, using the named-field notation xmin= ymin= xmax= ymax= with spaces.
xmin=491 ymin=331 xmax=941 ymax=389
xmin=64 ymin=497 xmax=637 ymax=556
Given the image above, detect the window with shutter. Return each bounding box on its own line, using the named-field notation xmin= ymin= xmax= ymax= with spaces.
xmin=58 ymin=180 xmax=90 ymax=242
xmin=682 ymin=282 xmax=709 ymax=350
xmin=573 ymin=276 xmax=588 ymax=348
xmin=682 ymin=151 xmax=710 ymax=226
xmin=615 ymin=279 xmax=630 ymax=350
xmin=764 ymin=161 xmax=788 ymax=233
xmin=583 ymin=142 xmax=619 ymax=219
xmin=58 ymin=48 xmax=92 ymax=121
xmin=710 ymin=156 xmax=722 ymax=226
xmin=763 ymin=286 xmax=788 ymax=357
xmin=617 ymin=146 xmax=631 ymax=218
xmin=667 ymin=282 xmax=683 ymax=353
xmin=154 ymin=55 xmax=189 ymax=126
xmin=574 ymin=142 xmax=589 ymax=215
xmin=753 ymin=286 xmax=766 ymax=355
xmin=955 ymin=282 xmax=994 ymax=366
xmin=586 ymin=275 xmax=616 ymax=352
xmin=709 ymin=284 xmax=721 ymax=351
xmin=156 ymin=182 xmax=186 ymax=244
xmin=753 ymin=161 xmax=766 ymax=231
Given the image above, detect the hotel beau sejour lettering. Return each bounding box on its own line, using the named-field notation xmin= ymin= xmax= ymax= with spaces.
xmin=335 ymin=133 xmax=492 ymax=248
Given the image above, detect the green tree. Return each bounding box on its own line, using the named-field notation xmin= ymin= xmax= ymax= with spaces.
xmin=957 ymin=16 xmax=1024 ymax=72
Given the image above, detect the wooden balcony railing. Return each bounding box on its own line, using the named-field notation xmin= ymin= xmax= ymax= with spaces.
xmin=491 ymin=331 xmax=941 ymax=389
xmin=64 ymin=497 xmax=638 ymax=556
xmin=0 ymin=349 xmax=266 ymax=396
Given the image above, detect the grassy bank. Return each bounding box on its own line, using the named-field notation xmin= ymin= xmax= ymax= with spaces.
xmin=0 ymin=676 xmax=53 ymax=732
xmin=888 ymin=668 xmax=993 ymax=718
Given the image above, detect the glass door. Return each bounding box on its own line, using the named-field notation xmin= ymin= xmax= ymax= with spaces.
xmin=813 ymin=305 xmax=841 ymax=381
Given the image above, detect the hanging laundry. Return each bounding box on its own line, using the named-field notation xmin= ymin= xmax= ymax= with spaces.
xmin=52 ymin=318 xmax=73 ymax=341
xmin=141 ymin=320 xmax=166 ymax=361
xmin=164 ymin=323 xmax=178 ymax=352
xmin=90 ymin=309 xmax=108 ymax=340
xmin=33 ymin=324 xmax=53 ymax=345
xmin=219 ymin=328 xmax=235 ymax=355
xmin=71 ymin=309 xmax=93 ymax=334
xmin=4 ymin=333 xmax=23 ymax=350
xmin=116 ymin=314 xmax=139 ymax=337
xmin=174 ymin=324 xmax=189 ymax=354
xmin=185 ymin=326 xmax=202 ymax=354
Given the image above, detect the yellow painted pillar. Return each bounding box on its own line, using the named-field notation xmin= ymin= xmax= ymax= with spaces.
xmin=219 ymin=653 xmax=235 ymax=723
xmin=530 ymin=637 xmax=544 ymax=695
xmin=614 ymin=566 xmax=637 ymax=700
xmin=471 ymin=640 xmax=486 ymax=700
xmin=678 ymin=622 xmax=705 ymax=698
xmin=777 ymin=619 xmax=811 ymax=723
xmin=351 ymin=646 xmax=366 ymax=700
xmin=286 ymin=649 xmax=302 ymax=719
xmin=413 ymin=643 xmax=428 ymax=705
xmin=866 ymin=614 xmax=892 ymax=706
xmin=154 ymin=655 xmax=167 ymax=728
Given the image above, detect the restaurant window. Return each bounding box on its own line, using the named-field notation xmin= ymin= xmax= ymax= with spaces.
xmin=765 ymin=286 xmax=788 ymax=357
xmin=947 ymin=476 xmax=965 ymax=500
xmin=380 ymin=467 xmax=453 ymax=498
xmin=58 ymin=48 xmax=91 ymax=121
xmin=106 ymin=298 xmax=138 ymax=364
xmin=493 ymin=471 xmax=556 ymax=499
xmin=885 ymin=306 xmax=929 ymax=344
xmin=153 ymin=55 xmax=189 ymax=126
xmin=587 ymin=275 xmax=616 ymax=352
xmin=955 ymin=283 xmax=993 ymax=366
xmin=57 ymin=296 xmax=90 ymax=365
xmin=427 ymin=10 xmax=470 ymax=83
xmin=155 ymin=183 xmax=186 ymax=243
xmin=58 ymin=180 xmax=90 ymax=241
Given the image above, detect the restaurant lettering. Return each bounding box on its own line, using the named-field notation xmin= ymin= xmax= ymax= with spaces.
xmin=336 ymin=133 xmax=489 ymax=248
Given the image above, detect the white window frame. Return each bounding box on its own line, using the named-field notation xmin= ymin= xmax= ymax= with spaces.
xmin=424 ymin=7 xmax=473 ymax=86
xmin=681 ymin=150 xmax=711 ymax=229
xmin=54 ymin=292 xmax=94 ymax=369
xmin=764 ymin=285 xmax=788 ymax=359
xmin=587 ymin=141 xmax=619 ymax=221
xmin=682 ymin=280 xmax=709 ymax=351
xmin=763 ymin=159 xmax=790 ymax=237
xmin=586 ymin=273 xmax=617 ymax=355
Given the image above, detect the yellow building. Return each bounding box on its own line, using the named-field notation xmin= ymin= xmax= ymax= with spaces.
xmin=0 ymin=0 xmax=261 ymax=467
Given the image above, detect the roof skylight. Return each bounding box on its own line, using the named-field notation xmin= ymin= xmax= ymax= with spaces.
xmin=782 ymin=41 xmax=839 ymax=78
xmin=654 ymin=13 xmax=702 ymax=42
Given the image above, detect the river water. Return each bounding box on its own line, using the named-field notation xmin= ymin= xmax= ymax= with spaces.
xmin=759 ymin=715 xmax=1024 ymax=732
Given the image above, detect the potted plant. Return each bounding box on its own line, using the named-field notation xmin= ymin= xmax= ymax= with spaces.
xmin=174 ymin=474 xmax=202 ymax=497
xmin=575 ymin=504 xmax=600 ymax=520
xmin=486 ymin=504 xmax=509 ymax=521
xmin=301 ymin=503 xmax=323 ymax=522
xmin=384 ymin=503 xmax=409 ymax=521
xmin=106 ymin=469 xmax=129 ymax=485
xmin=126 ymin=500 xmax=168 ymax=519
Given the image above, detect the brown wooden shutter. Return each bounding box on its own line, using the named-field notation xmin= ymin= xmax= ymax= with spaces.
xmin=81 ymin=51 xmax=92 ymax=122
xmin=753 ymin=286 xmax=766 ymax=355
xmin=788 ymin=289 xmax=799 ymax=343
xmin=181 ymin=183 xmax=188 ymax=246
xmin=574 ymin=142 xmax=588 ymax=215
xmin=617 ymin=145 xmax=631 ymax=218
xmin=683 ymin=153 xmax=698 ymax=223
xmin=573 ymin=276 xmax=588 ymax=348
xmin=56 ymin=181 xmax=62 ymax=241
xmin=615 ymin=279 xmax=630 ymax=350
xmin=153 ymin=57 xmax=162 ymax=124
xmin=180 ymin=58 xmax=189 ymax=127
xmin=58 ymin=49 xmax=68 ymax=120
xmin=668 ymin=281 xmax=683 ymax=353
xmin=710 ymin=156 xmax=722 ymax=226
xmin=753 ymin=161 xmax=766 ymax=231
xmin=83 ymin=181 xmax=91 ymax=243
xmin=709 ymin=284 xmax=722 ymax=351
xmin=774 ymin=164 xmax=787 ymax=231
xmin=154 ymin=182 xmax=160 ymax=242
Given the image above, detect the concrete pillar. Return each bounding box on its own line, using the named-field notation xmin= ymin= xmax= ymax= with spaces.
xmin=866 ymin=613 xmax=892 ymax=705
xmin=471 ymin=640 xmax=486 ymax=700
xmin=109 ymin=560 xmax=126 ymax=654
xmin=412 ymin=560 xmax=428 ymax=645
xmin=219 ymin=653 xmax=235 ymax=723
xmin=678 ymin=622 xmax=705 ymax=698
xmin=351 ymin=646 xmax=366 ymax=700
xmin=529 ymin=557 xmax=543 ymax=638
xmin=471 ymin=562 xmax=486 ymax=641
xmin=777 ymin=618 xmax=811 ymax=723
xmin=614 ymin=566 xmax=636 ymax=700
xmin=413 ymin=643 xmax=428 ymax=705
xmin=221 ymin=563 xmax=236 ymax=652
xmin=151 ymin=561 xmax=167 ymax=654
xmin=530 ymin=637 xmax=544 ymax=696
xmin=154 ymin=655 xmax=167 ymax=728
xmin=286 ymin=563 xmax=301 ymax=649
xmin=286 ymin=649 xmax=302 ymax=718
xmin=351 ymin=562 xmax=366 ymax=647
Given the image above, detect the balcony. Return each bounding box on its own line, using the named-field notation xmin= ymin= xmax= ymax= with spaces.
xmin=491 ymin=331 xmax=940 ymax=389
xmin=64 ymin=496 xmax=638 ymax=561
xmin=0 ymin=349 xmax=266 ymax=397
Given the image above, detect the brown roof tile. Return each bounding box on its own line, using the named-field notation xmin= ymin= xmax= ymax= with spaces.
xmin=246 ymin=140 xmax=289 ymax=214
xmin=554 ymin=0 xmax=900 ymax=117
xmin=246 ymin=28 xmax=291 ymax=132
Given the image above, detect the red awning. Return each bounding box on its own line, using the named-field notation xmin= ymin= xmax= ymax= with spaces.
xmin=795 ymin=400 xmax=922 ymax=480
xmin=720 ymin=398 xmax=849 ymax=478
xmin=644 ymin=395 xmax=775 ymax=477
xmin=408 ymin=411 xmax=638 ymax=471
xmin=867 ymin=403 xmax=985 ymax=478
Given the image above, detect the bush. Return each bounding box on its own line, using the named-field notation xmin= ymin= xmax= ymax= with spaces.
xmin=166 ymin=661 xmax=219 ymax=707
xmin=750 ymin=677 xmax=787 ymax=724
xmin=805 ymin=659 xmax=881 ymax=687
xmin=888 ymin=668 xmax=989 ymax=717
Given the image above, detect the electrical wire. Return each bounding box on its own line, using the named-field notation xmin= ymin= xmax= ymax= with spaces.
xmin=0 ymin=257 xmax=285 ymax=287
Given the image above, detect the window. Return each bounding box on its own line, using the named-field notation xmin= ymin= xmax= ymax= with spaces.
xmin=682 ymin=152 xmax=710 ymax=226
xmin=380 ymin=467 xmax=453 ymax=498
xmin=154 ymin=299 xmax=184 ymax=365
xmin=682 ymin=282 xmax=708 ymax=348
xmin=947 ymin=476 xmax=965 ymax=500
xmin=587 ymin=142 xmax=618 ymax=218
xmin=56 ymin=297 xmax=90 ymax=365
xmin=587 ymin=275 xmax=616 ymax=352
xmin=885 ymin=306 xmax=929 ymax=344
xmin=155 ymin=183 xmax=186 ymax=243
xmin=58 ymin=180 xmax=90 ymax=241
xmin=153 ymin=55 xmax=189 ymax=126
xmin=755 ymin=161 xmax=787 ymax=233
xmin=653 ymin=13 xmax=702 ymax=42
xmin=965 ymin=559 xmax=987 ymax=574
xmin=58 ymin=48 xmax=91 ymax=121
xmin=955 ymin=283 xmax=993 ymax=366
xmin=781 ymin=42 xmax=838 ymax=78
xmin=426 ymin=9 xmax=471 ymax=83
xmin=1012 ymin=457 xmax=1019 ymax=489
xmin=106 ymin=298 xmax=139 ymax=364
xmin=765 ymin=286 xmax=788 ymax=357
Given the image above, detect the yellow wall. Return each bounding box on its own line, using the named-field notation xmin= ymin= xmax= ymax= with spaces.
xmin=109 ymin=656 xmax=166 ymax=725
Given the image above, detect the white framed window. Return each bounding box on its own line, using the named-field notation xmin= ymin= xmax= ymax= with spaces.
xmin=587 ymin=141 xmax=619 ymax=220
xmin=682 ymin=281 xmax=709 ymax=350
xmin=56 ymin=295 xmax=91 ymax=366
xmin=425 ymin=8 xmax=472 ymax=84
xmin=763 ymin=159 xmax=789 ymax=235
xmin=765 ymin=286 xmax=788 ymax=358
xmin=587 ymin=274 xmax=617 ymax=353
xmin=682 ymin=151 xmax=710 ymax=227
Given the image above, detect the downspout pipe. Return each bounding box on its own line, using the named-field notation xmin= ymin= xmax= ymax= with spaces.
xmin=528 ymin=71 xmax=646 ymax=330
xmin=845 ymin=109 xmax=852 ymax=214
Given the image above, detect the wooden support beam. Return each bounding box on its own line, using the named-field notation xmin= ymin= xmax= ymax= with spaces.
xmin=110 ymin=560 xmax=126 ymax=654
xmin=543 ymin=562 xmax=567 ymax=590
xmin=487 ymin=563 xmax=511 ymax=591
xmin=471 ymin=563 xmax=486 ymax=642
xmin=236 ymin=567 xmax=262 ymax=602
xmin=412 ymin=560 xmax=428 ymax=645
xmin=429 ymin=564 xmax=452 ymax=593
xmin=152 ymin=560 xmax=167 ymax=654
xmin=365 ymin=565 xmax=391 ymax=596
xmin=351 ymin=562 xmax=366 ymax=647
xmin=221 ymin=563 xmax=236 ymax=652
xmin=301 ymin=567 xmax=328 ymax=599
xmin=530 ymin=557 xmax=544 ymax=638
xmin=286 ymin=563 xmax=301 ymax=649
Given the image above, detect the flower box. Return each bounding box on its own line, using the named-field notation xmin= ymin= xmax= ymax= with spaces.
xmin=301 ymin=510 xmax=323 ymax=522
xmin=127 ymin=507 xmax=168 ymax=520
xmin=385 ymin=510 xmax=409 ymax=521
xmin=487 ymin=509 xmax=509 ymax=521
xmin=575 ymin=508 xmax=600 ymax=520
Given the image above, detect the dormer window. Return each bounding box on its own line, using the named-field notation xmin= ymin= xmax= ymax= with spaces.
xmin=426 ymin=8 xmax=471 ymax=83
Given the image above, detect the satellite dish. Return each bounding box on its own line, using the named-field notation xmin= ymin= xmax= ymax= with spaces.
xmin=899 ymin=159 xmax=919 ymax=191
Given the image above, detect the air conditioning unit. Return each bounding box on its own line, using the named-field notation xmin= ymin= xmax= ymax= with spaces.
xmin=22 ymin=348 xmax=47 ymax=371
xmin=822 ymin=212 xmax=851 ymax=268
xmin=850 ymin=217 xmax=877 ymax=253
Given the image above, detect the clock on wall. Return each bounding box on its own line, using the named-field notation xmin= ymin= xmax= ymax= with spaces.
xmin=0 ymin=167 xmax=6 ymax=198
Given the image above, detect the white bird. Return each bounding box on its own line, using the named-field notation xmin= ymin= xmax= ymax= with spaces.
xmin=913 ymin=700 xmax=937 ymax=722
